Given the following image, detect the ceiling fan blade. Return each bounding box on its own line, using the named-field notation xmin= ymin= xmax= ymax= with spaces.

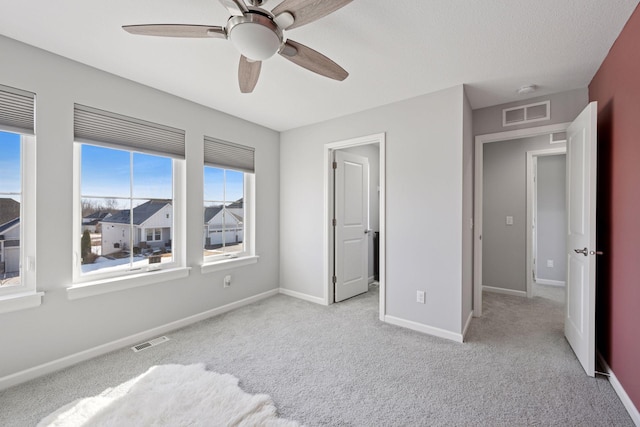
xmin=218 ymin=0 xmax=249 ymax=16
xmin=279 ymin=39 xmax=348 ymax=81
xmin=122 ymin=24 xmax=226 ymax=39
xmin=272 ymin=0 xmax=352 ymax=30
xmin=238 ymin=55 xmax=262 ymax=93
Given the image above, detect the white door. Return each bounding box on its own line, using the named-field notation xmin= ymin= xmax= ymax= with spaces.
xmin=565 ymin=102 xmax=598 ymax=377
xmin=334 ymin=150 xmax=369 ymax=302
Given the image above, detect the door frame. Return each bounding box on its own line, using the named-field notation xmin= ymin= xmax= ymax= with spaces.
xmin=526 ymin=148 xmax=567 ymax=298
xmin=324 ymin=133 xmax=386 ymax=320
xmin=473 ymin=123 xmax=570 ymax=317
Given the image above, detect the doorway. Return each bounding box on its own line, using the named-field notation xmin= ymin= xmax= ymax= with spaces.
xmin=527 ymin=149 xmax=567 ymax=299
xmin=474 ymin=101 xmax=598 ymax=376
xmin=473 ymin=123 xmax=570 ymax=316
xmin=324 ymin=133 xmax=386 ymax=321
xmin=478 ymin=132 xmax=567 ymax=301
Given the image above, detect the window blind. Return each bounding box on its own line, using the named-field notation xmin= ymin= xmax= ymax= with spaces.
xmin=74 ymin=104 xmax=185 ymax=158
xmin=0 ymin=84 xmax=35 ymax=135
xmin=204 ymin=136 xmax=255 ymax=173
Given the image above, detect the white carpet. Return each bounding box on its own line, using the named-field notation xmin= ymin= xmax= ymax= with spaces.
xmin=38 ymin=364 xmax=299 ymax=427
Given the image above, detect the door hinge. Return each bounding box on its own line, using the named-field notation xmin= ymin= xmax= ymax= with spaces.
xmin=332 ymin=276 xmax=337 ymax=284
xmin=332 ymin=218 xmax=337 ymax=226
xmin=332 ymin=161 xmax=337 ymax=169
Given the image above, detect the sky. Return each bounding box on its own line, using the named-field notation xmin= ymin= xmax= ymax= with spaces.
xmin=204 ymin=167 xmax=243 ymax=203
xmin=0 ymin=131 xmax=21 ymax=197
xmin=1 ymin=130 xmax=244 ymax=210
xmin=81 ymin=144 xmax=172 ymax=201
xmin=0 ymin=132 xmax=21 ymax=278
xmin=82 ymin=144 xmax=243 ymax=208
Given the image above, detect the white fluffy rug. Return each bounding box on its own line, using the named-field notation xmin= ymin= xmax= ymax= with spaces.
xmin=38 ymin=364 xmax=300 ymax=426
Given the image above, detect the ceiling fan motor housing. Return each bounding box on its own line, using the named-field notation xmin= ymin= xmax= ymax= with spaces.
xmin=227 ymin=11 xmax=283 ymax=61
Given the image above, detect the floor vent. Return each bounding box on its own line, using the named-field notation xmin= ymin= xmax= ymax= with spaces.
xmin=132 ymin=336 xmax=170 ymax=352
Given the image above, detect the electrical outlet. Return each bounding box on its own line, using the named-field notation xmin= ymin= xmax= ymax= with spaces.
xmin=506 ymin=216 xmax=514 ymax=225
xmin=416 ymin=290 xmax=425 ymax=304
xmin=224 ymin=275 xmax=231 ymax=288
xmin=547 ymin=260 xmax=554 ymax=268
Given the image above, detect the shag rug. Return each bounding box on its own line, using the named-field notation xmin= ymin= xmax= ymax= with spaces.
xmin=38 ymin=364 xmax=300 ymax=426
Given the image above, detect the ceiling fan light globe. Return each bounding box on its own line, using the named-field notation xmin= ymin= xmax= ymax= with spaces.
xmin=230 ymin=23 xmax=280 ymax=60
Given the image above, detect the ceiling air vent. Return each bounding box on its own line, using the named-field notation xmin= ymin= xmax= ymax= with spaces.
xmin=503 ymin=101 xmax=550 ymax=127
xmin=132 ymin=335 xmax=170 ymax=352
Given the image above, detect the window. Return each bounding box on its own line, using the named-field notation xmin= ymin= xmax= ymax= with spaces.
xmin=146 ymin=228 xmax=162 ymax=241
xmin=204 ymin=167 xmax=245 ymax=257
xmin=203 ymin=137 xmax=254 ymax=264
xmin=74 ymin=105 xmax=185 ymax=282
xmin=0 ymin=132 xmax=23 ymax=288
xmin=0 ymin=85 xmax=37 ymax=303
xmin=80 ymin=145 xmax=174 ymax=274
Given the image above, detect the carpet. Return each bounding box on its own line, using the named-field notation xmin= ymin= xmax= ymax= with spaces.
xmin=38 ymin=364 xmax=300 ymax=427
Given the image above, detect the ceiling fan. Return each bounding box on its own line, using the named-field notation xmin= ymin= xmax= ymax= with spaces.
xmin=123 ymin=0 xmax=352 ymax=93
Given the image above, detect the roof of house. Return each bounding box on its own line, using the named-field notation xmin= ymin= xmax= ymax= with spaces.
xmin=0 ymin=217 xmax=20 ymax=235
xmin=228 ymin=212 xmax=243 ymax=224
xmin=228 ymin=199 xmax=243 ymax=209
xmin=204 ymin=199 xmax=244 ymax=223
xmin=204 ymin=206 xmax=223 ymax=224
xmin=83 ymin=211 xmax=112 ymax=226
xmin=84 ymin=211 xmax=112 ymax=220
xmin=102 ymin=200 xmax=171 ymax=226
xmin=0 ymin=198 xmax=20 ymax=225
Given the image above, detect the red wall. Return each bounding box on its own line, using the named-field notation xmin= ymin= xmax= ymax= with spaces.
xmin=589 ymin=4 xmax=640 ymax=410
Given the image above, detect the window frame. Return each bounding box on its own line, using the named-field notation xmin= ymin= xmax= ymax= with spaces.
xmin=202 ymin=169 xmax=255 ymax=268
xmin=72 ymin=142 xmax=186 ymax=286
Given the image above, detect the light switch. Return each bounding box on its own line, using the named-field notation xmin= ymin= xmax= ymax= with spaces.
xmin=506 ymin=216 xmax=514 ymax=225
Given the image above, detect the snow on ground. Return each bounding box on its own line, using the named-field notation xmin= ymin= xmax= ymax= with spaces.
xmin=81 ymin=255 xmax=171 ymax=274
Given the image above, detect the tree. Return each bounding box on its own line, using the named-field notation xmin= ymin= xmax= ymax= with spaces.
xmin=81 ymin=230 xmax=91 ymax=263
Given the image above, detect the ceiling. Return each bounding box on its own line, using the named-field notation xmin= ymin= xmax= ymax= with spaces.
xmin=1 ymin=0 xmax=638 ymax=131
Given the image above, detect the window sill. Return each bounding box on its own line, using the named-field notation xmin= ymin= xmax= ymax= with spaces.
xmin=0 ymin=291 xmax=45 ymax=315
xmin=201 ymin=255 xmax=259 ymax=274
xmin=67 ymin=267 xmax=191 ymax=300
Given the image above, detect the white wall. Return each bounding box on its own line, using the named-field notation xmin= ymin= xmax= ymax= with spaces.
xmin=143 ymin=204 xmax=173 ymax=230
xmin=0 ymin=35 xmax=280 ymax=378
xmin=280 ymin=86 xmax=467 ymax=336
xmin=461 ymin=91 xmax=474 ymax=330
xmin=101 ymin=223 xmax=131 ymax=256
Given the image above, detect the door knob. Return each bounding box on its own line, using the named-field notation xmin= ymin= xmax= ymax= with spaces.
xmin=574 ymin=248 xmax=604 ymax=256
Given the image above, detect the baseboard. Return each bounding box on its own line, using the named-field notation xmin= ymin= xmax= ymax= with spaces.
xmin=597 ymin=351 xmax=640 ymax=426
xmin=535 ymin=279 xmax=565 ymax=287
xmin=0 ymin=288 xmax=279 ymax=391
xmin=483 ymin=286 xmax=527 ymax=298
xmin=462 ymin=311 xmax=473 ymax=342
xmin=278 ymin=288 xmax=327 ymax=305
xmin=384 ymin=315 xmax=463 ymax=343
xmin=368 ymin=275 xmax=375 ymax=284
